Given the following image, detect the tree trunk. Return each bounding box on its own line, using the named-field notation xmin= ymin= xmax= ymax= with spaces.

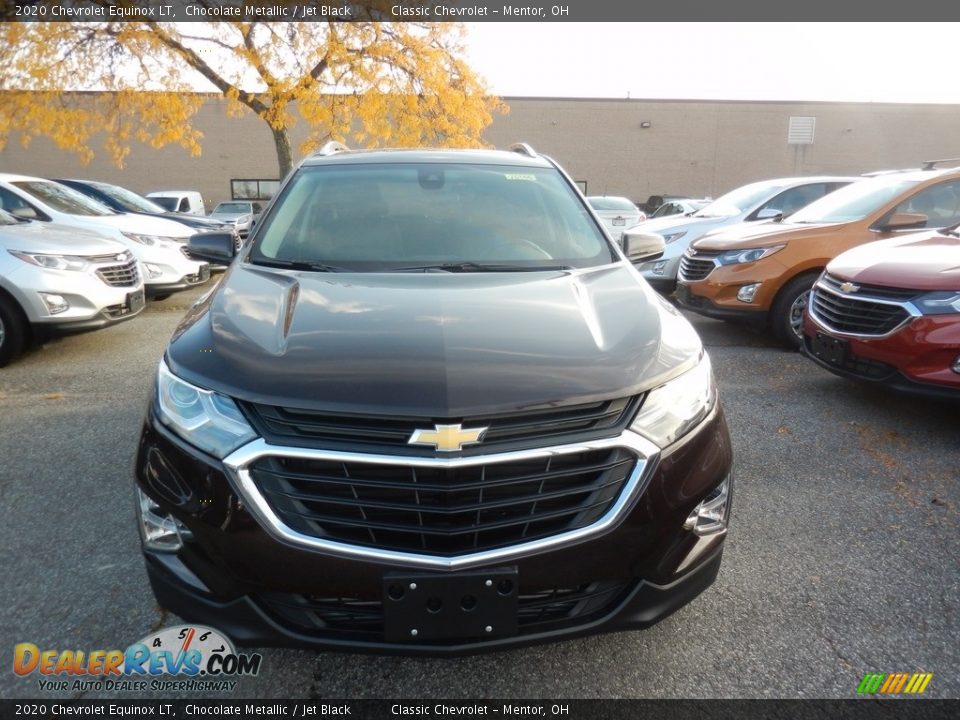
xmin=271 ymin=126 xmax=293 ymax=179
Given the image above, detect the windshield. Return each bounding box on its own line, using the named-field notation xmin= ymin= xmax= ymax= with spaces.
xmin=214 ymin=203 xmax=251 ymax=214
xmin=90 ymin=182 xmax=165 ymax=214
xmin=12 ymin=181 xmax=115 ymax=217
xmin=695 ymin=181 xmax=787 ymax=218
xmin=252 ymin=163 xmax=613 ymax=271
xmin=788 ymin=178 xmax=918 ymax=224
xmin=150 ymin=196 xmax=178 ymax=212
xmin=587 ymin=196 xmax=638 ymax=212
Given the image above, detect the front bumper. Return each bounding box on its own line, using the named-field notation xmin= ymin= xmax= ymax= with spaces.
xmin=5 ymin=263 xmax=145 ymax=334
xmin=674 ymin=282 xmax=767 ymax=327
xmin=144 ymin=263 xmax=211 ymax=297
xmin=134 ymin=406 xmax=733 ymax=654
xmin=802 ymin=313 xmax=960 ymax=400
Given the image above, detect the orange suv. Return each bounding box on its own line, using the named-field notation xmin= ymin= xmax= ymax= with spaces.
xmin=675 ymin=167 xmax=960 ymax=347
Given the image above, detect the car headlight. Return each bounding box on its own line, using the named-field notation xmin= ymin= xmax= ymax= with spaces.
xmin=630 ymin=353 xmax=716 ymax=449
xmin=913 ymin=291 xmax=960 ymax=315
xmin=716 ymin=245 xmax=785 ymax=265
xmin=8 ymin=250 xmax=91 ymax=271
xmin=122 ymin=232 xmax=180 ymax=248
xmin=662 ymin=231 xmax=687 ymax=244
xmin=156 ymin=360 xmax=256 ymax=458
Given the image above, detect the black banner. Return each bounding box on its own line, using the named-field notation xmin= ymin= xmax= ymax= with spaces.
xmin=1 ymin=700 xmax=959 ymax=720
xmin=2 ymin=0 xmax=960 ymax=22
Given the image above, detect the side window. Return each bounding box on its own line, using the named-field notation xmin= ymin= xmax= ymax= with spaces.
xmin=0 ymin=187 xmax=43 ymax=220
xmin=892 ymin=181 xmax=960 ymax=228
xmin=178 ymin=198 xmax=190 ymax=213
xmin=759 ymin=183 xmax=828 ymax=218
xmin=253 ymin=202 xmax=263 ymax=214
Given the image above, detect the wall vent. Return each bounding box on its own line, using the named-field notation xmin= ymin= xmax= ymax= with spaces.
xmin=788 ymin=116 xmax=816 ymax=145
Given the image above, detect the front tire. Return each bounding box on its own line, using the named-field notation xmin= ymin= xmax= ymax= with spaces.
xmin=771 ymin=272 xmax=819 ymax=349
xmin=0 ymin=296 xmax=27 ymax=367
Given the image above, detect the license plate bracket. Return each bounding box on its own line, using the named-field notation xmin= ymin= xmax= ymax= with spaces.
xmin=612 ymin=216 xmax=626 ymax=226
xmin=812 ymin=332 xmax=848 ymax=366
xmin=127 ymin=289 xmax=145 ymax=315
xmin=382 ymin=567 xmax=519 ymax=642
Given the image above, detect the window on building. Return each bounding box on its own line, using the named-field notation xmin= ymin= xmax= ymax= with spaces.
xmin=231 ymin=179 xmax=280 ymax=201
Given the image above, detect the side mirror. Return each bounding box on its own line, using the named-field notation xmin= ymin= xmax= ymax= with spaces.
xmin=880 ymin=212 xmax=927 ymax=231
xmin=187 ymin=232 xmax=237 ymax=263
xmin=755 ymin=208 xmax=783 ymax=221
xmin=10 ymin=206 xmax=39 ymax=220
xmin=622 ymin=229 xmax=666 ymax=263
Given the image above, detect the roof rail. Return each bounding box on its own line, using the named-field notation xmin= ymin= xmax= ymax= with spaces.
xmin=508 ymin=143 xmax=538 ymax=158
xmin=921 ymin=158 xmax=960 ymax=170
xmin=314 ymin=141 xmax=351 ymax=157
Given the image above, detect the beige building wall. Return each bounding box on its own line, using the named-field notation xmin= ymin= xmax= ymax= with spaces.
xmin=2 ymin=94 xmax=959 ymax=209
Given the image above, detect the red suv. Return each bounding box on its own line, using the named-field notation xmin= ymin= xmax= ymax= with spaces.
xmin=802 ymin=230 xmax=960 ymax=399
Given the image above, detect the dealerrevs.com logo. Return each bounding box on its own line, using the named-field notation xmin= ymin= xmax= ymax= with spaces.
xmin=14 ymin=625 xmax=262 ymax=693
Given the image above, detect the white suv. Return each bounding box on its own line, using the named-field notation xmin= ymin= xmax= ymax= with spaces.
xmin=0 ymin=175 xmax=210 ymax=299
xmin=0 ymin=209 xmax=146 ymax=366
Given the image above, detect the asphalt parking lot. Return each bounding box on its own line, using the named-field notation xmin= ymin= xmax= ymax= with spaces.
xmin=1 ymin=281 xmax=957 ymax=700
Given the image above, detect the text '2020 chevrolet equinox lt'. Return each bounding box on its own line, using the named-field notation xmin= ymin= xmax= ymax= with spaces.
xmin=135 ymin=143 xmax=734 ymax=654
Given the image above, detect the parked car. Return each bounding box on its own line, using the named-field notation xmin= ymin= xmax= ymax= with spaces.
xmin=650 ymin=198 xmax=711 ymax=219
xmin=145 ymin=190 xmax=206 ymax=216
xmin=0 ymin=174 xmax=210 ymax=299
xmin=0 ymin=208 xmax=145 ymax=366
xmin=675 ymin=168 xmax=960 ymax=348
xmin=56 ymin=179 xmax=231 ymax=233
xmin=586 ymin=196 xmax=646 ymax=243
xmin=640 ymin=194 xmax=690 ymax=215
xmin=629 ymin=176 xmax=858 ymax=294
xmin=135 ymin=142 xmax=734 ymax=654
xmin=210 ymin=200 xmax=263 ymax=238
xmin=802 ymin=231 xmax=960 ymax=399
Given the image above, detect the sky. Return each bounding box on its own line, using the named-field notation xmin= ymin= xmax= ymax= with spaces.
xmin=463 ymin=23 xmax=960 ymax=103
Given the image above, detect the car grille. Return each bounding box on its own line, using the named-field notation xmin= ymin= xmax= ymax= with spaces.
xmin=818 ymin=273 xmax=921 ymax=302
xmin=810 ymin=277 xmax=916 ymax=336
xmin=247 ymin=447 xmax=637 ymax=556
xmin=257 ymin=580 xmax=632 ymax=640
xmin=239 ymin=396 xmax=641 ymax=454
xmin=95 ymin=259 xmax=140 ymax=288
xmin=678 ymin=252 xmax=719 ymax=282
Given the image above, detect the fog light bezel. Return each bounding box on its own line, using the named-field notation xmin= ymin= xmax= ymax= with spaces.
xmin=736 ymin=283 xmax=761 ymax=303
xmin=136 ymin=488 xmax=193 ymax=553
xmin=952 ymin=355 xmax=960 ymax=374
xmin=684 ymin=474 xmax=733 ymax=537
xmin=39 ymin=293 xmax=70 ymax=315
xmin=143 ymin=263 xmax=163 ymax=280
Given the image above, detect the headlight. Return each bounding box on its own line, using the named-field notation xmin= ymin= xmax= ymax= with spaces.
xmin=716 ymin=245 xmax=785 ymax=265
xmin=914 ymin=291 xmax=960 ymax=315
xmin=662 ymin=231 xmax=687 ymax=244
xmin=122 ymin=232 xmax=180 ymax=248
xmin=156 ymin=360 xmax=256 ymax=458
xmin=8 ymin=250 xmax=91 ymax=271
xmin=630 ymin=353 xmax=716 ymax=448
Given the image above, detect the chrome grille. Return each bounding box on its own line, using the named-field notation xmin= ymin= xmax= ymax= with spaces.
xmin=810 ymin=282 xmax=914 ymax=336
xmin=95 ymin=258 xmax=140 ymax=287
xmin=248 ymin=448 xmax=636 ymax=556
xmin=678 ymin=252 xmax=718 ymax=282
xmin=819 ymin=273 xmax=921 ymax=302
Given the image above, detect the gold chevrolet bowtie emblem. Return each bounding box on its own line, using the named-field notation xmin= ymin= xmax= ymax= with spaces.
xmin=408 ymin=423 xmax=488 ymax=452
xmin=839 ymin=281 xmax=860 ymax=293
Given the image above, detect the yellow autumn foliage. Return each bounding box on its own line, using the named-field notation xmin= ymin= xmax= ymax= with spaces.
xmin=0 ymin=12 xmax=506 ymax=175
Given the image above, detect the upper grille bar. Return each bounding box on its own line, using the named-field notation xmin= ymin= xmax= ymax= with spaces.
xmin=809 ymin=275 xmax=921 ymax=338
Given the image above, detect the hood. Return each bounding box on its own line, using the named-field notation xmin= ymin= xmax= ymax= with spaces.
xmin=86 ymin=212 xmax=194 ymax=238
xmin=212 ymin=212 xmax=252 ymax=222
xmin=167 ymin=264 xmax=703 ymax=417
xmin=0 ymin=220 xmax=128 ymax=255
xmin=626 ymin=213 xmax=736 ymax=237
xmin=827 ymin=233 xmax=960 ymax=291
xmin=694 ymin=221 xmax=843 ymax=251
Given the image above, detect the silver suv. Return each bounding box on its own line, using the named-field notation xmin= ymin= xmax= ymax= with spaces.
xmin=0 ymin=209 xmax=145 ymax=366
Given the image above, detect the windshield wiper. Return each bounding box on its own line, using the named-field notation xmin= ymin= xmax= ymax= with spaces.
xmin=252 ymin=258 xmax=347 ymax=272
xmin=391 ymin=262 xmax=574 ymax=273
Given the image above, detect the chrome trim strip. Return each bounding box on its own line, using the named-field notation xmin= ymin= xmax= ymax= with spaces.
xmin=808 ymin=281 xmax=920 ymax=339
xmin=222 ymin=432 xmax=661 ymax=570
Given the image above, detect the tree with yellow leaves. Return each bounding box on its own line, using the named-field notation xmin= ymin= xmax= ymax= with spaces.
xmin=0 ymin=9 xmax=505 ymax=177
